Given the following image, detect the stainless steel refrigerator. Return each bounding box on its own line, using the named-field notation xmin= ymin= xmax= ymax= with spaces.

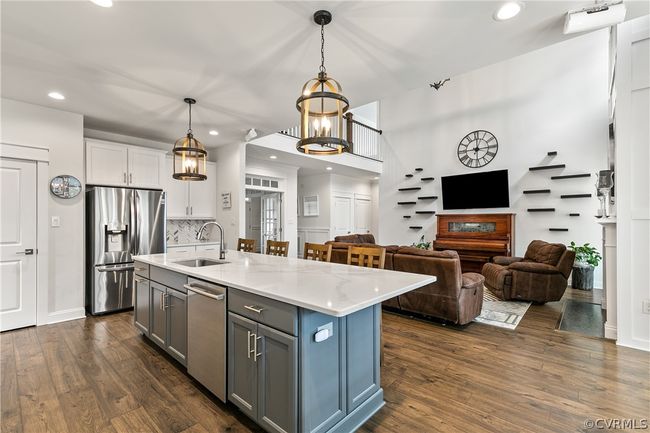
xmin=86 ymin=187 xmax=165 ymax=315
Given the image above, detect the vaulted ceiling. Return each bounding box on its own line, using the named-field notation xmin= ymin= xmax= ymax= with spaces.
xmin=2 ymin=1 xmax=648 ymax=145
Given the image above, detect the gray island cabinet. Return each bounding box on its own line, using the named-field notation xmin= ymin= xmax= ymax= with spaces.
xmin=132 ymin=251 xmax=435 ymax=433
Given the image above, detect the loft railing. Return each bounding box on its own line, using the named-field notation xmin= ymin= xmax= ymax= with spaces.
xmin=279 ymin=113 xmax=383 ymax=161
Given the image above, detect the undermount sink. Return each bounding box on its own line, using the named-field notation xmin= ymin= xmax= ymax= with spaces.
xmin=174 ymin=258 xmax=229 ymax=268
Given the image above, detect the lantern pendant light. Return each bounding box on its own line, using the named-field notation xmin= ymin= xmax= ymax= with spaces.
xmin=296 ymin=10 xmax=350 ymax=155
xmin=172 ymin=98 xmax=207 ymax=181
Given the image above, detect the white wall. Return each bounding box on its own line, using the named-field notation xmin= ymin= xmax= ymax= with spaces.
xmin=215 ymin=142 xmax=246 ymax=251
xmin=1 ymin=98 xmax=85 ymax=322
xmin=298 ymin=174 xmax=332 ymax=230
xmin=246 ymin=158 xmax=299 ymax=257
xmin=614 ymin=15 xmax=650 ymax=352
xmin=378 ymin=30 xmax=609 ymax=288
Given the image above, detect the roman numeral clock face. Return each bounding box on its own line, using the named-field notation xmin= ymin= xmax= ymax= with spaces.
xmin=457 ymin=130 xmax=498 ymax=168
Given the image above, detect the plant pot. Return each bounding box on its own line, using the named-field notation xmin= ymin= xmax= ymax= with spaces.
xmin=571 ymin=265 xmax=594 ymax=290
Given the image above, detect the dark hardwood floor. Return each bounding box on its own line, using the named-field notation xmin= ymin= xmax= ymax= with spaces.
xmin=2 ymin=290 xmax=648 ymax=433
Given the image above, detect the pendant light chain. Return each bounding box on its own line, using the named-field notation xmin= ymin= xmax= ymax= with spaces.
xmin=319 ymin=20 xmax=326 ymax=74
xmin=187 ymin=102 xmax=193 ymax=134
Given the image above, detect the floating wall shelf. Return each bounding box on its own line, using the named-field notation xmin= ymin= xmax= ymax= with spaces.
xmin=403 ymin=216 xmax=412 ymax=219
xmin=409 ymin=226 xmax=423 ymax=230
xmin=551 ymin=173 xmax=591 ymax=180
xmin=418 ymin=196 xmax=438 ymax=200
xmin=523 ymin=189 xmax=551 ymax=194
xmin=569 ymin=213 xmax=580 ymax=216
xmin=415 ymin=211 xmax=436 ymax=215
xmin=421 ymin=177 xmax=435 ymax=181
xmin=527 ymin=208 xmax=555 ymax=212
xmin=547 ymin=151 xmax=558 ymax=156
xmin=398 ymin=187 xmax=421 ymax=192
xmin=398 ymin=201 xmax=417 ymax=205
xmin=561 ymin=194 xmax=592 ymax=199
xmin=529 ymin=164 xmax=566 ymax=171
xmin=549 ymin=228 xmax=569 ymax=232
xmin=415 ymin=168 xmax=423 ymax=172
xmin=405 ymin=174 xmax=414 ymax=178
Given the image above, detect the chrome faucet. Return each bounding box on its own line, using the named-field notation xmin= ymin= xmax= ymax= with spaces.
xmin=196 ymin=221 xmax=226 ymax=260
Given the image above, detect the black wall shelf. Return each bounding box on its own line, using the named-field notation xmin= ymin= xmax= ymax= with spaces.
xmin=527 ymin=208 xmax=555 ymax=212
xmin=529 ymin=164 xmax=566 ymax=171
xmin=405 ymin=174 xmax=414 ymax=178
xmin=561 ymin=194 xmax=592 ymax=199
xmin=415 ymin=168 xmax=423 ymax=172
xmin=403 ymin=216 xmax=411 ymax=219
xmin=549 ymin=228 xmax=569 ymax=232
xmin=569 ymin=213 xmax=580 ymax=216
xmin=398 ymin=187 xmax=421 ymax=192
xmin=415 ymin=211 xmax=436 ymax=215
xmin=551 ymin=173 xmax=591 ymax=180
xmin=421 ymin=177 xmax=435 ymax=181
xmin=418 ymin=196 xmax=438 ymax=200
xmin=523 ymin=189 xmax=551 ymax=194
xmin=409 ymin=226 xmax=423 ymax=230
xmin=547 ymin=151 xmax=558 ymax=156
xmin=398 ymin=201 xmax=417 ymax=205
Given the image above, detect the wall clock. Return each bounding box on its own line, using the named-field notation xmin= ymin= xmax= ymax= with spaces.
xmin=457 ymin=130 xmax=498 ymax=168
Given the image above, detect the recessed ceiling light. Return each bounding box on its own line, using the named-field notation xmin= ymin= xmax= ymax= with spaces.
xmin=494 ymin=2 xmax=523 ymax=21
xmin=326 ymin=166 xmax=333 ymax=171
xmin=373 ymin=176 xmax=379 ymax=180
xmin=209 ymin=130 xmax=219 ymax=136
xmin=90 ymin=0 xmax=113 ymax=7
xmin=48 ymin=91 xmax=65 ymax=100
xmin=269 ymin=155 xmax=277 ymax=160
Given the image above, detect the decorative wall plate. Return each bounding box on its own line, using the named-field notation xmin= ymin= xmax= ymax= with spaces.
xmin=50 ymin=175 xmax=82 ymax=199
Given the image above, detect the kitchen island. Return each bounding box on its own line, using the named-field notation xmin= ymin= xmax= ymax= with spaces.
xmin=133 ymin=250 xmax=435 ymax=433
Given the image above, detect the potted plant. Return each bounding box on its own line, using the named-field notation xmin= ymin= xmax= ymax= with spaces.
xmin=568 ymin=241 xmax=602 ymax=290
xmin=412 ymin=235 xmax=431 ymax=250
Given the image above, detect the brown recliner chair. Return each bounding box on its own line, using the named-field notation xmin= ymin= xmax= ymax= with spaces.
xmin=482 ymin=240 xmax=575 ymax=303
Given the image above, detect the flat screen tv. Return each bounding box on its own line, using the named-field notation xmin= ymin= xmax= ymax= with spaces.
xmin=441 ymin=169 xmax=510 ymax=210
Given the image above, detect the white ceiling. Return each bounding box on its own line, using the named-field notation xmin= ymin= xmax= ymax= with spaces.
xmin=2 ymin=1 xmax=648 ymax=146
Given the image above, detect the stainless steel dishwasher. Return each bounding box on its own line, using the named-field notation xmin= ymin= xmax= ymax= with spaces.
xmin=185 ymin=277 xmax=227 ymax=402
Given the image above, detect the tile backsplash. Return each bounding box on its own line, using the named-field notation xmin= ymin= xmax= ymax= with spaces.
xmin=167 ymin=219 xmax=218 ymax=244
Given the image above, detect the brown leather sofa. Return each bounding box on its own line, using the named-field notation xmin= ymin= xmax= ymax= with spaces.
xmin=326 ymin=235 xmax=484 ymax=325
xmin=482 ymin=240 xmax=575 ymax=303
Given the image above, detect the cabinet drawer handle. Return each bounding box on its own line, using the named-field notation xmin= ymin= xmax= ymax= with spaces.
xmin=247 ymin=331 xmax=255 ymax=359
xmin=254 ymin=335 xmax=262 ymax=361
xmin=160 ymin=292 xmax=165 ymax=311
xmin=244 ymin=305 xmax=264 ymax=314
xmin=134 ymin=267 xmax=146 ymax=272
xmin=129 ymin=173 xmax=133 ymax=183
xmin=134 ymin=276 xmax=147 ymax=283
xmin=123 ymin=172 xmax=127 ymax=183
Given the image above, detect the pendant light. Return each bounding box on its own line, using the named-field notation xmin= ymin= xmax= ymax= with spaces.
xmin=173 ymin=98 xmax=207 ymax=181
xmin=296 ymin=10 xmax=350 ymax=155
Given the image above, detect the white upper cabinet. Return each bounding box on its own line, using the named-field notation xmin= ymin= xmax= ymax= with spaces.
xmin=128 ymin=146 xmax=165 ymax=189
xmin=86 ymin=140 xmax=129 ymax=186
xmin=86 ymin=139 xmax=165 ymax=189
xmin=162 ymin=156 xmax=217 ymax=219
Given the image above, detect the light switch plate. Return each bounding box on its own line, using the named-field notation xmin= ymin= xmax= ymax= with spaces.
xmin=642 ymin=299 xmax=650 ymax=315
xmin=51 ymin=216 xmax=60 ymax=227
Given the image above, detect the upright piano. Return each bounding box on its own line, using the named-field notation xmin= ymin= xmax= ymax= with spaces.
xmin=433 ymin=213 xmax=515 ymax=273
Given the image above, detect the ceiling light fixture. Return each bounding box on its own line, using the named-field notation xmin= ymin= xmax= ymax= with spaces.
xmin=209 ymin=130 xmax=219 ymax=136
xmin=90 ymin=0 xmax=113 ymax=7
xmin=172 ymin=98 xmax=207 ymax=181
xmin=48 ymin=91 xmax=65 ymax=100
xmin=269 ymin=155 xmax=278 ymax=160
xmin=564 ymin=1 xmax=626 ymax=34
xmin=296 ymin=10 xmax=351 ymax=156
xmin=494 ymin=2 xmax=523 ymax=21
xmin=326 ymin=166 xmax=333 ymax=171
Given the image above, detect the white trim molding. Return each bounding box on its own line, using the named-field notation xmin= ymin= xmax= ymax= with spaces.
xmin=47 ymin=308 xmax=86 ymax=325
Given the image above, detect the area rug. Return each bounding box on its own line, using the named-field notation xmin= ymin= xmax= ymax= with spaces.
xmin=474 ymin=288 xmax=532 ymax=330
xmin=557 ymin=299 xmax=604 ymax=338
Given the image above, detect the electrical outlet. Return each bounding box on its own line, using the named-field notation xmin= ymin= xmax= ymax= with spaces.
xmin=642 ymin=299 xmax=650 ymax=315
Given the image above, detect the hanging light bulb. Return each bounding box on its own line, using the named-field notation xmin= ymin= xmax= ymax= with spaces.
xmin=172 ymin=98 xmax=207 ymax=181
xmin=296 ymin=10 xmax=351 ymax=155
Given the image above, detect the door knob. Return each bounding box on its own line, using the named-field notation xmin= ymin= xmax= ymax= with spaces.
xmin=16 ymin=249 xmax=34 ymax=255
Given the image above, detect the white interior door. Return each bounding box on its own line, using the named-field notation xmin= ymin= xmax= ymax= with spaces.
xmin=261 ymin=192 xmax=282 ymax=253
xmin=246 ymin=195 xmax=262 ymax=252
xmin=332 ymin=194 xmax=353 ymax=237
xmin=0 ymin=158 xmax=37 ymax=331
xmin=354 ymin=195 xmax=372 ymax=234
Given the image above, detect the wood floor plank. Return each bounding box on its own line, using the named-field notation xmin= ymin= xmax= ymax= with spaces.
xmin=110 ymin=406 xmax=163 ymax=433
xmin=58 ymin=386 xmax=116 ymax=433
xmin=0 ymin=333 xmax=22 ymax=433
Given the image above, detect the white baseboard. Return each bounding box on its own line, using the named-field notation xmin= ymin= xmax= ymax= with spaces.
xmin=604 ymin=322 xmax=617 ymax=340
xmin=47 ymin=307 xmax=86 ymax=325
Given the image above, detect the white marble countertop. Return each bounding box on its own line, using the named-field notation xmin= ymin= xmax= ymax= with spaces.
xmin=167 ymin=240 xmax=221 ymax=247
xmin=133 ymin=250 xmax=436 ymax=317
